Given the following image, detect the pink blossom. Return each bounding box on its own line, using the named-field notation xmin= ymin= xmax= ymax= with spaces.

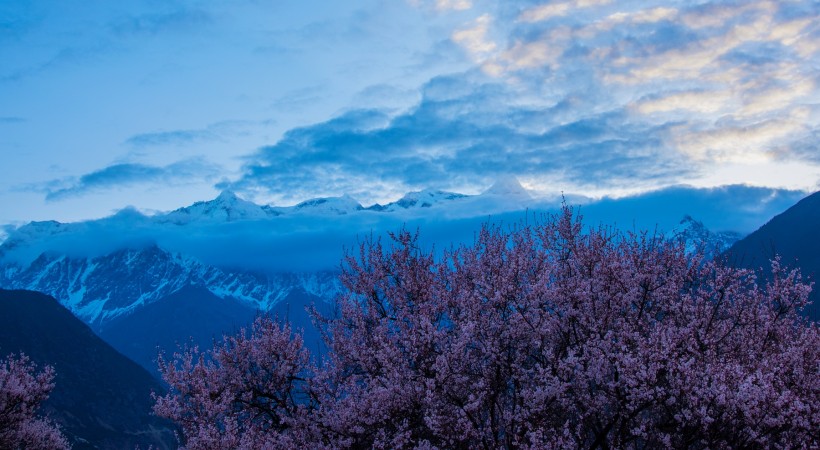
xmin=0 ymin=353 xmax=69 ymax=449
xmin=156 ymin=205 xmax=820 ymax=448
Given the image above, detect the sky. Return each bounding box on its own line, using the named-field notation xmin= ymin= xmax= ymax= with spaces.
xmin=1 ymin=0 xmax=819 ymax=227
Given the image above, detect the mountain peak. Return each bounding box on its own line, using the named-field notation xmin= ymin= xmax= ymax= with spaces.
xmin=160 ymin=190 xmax=272 ymax=224
xmin=290 ymin=194 xmax=363 ymax=215
xmin=482 ymin=175 xmax=532 ymax=199
xmin=214 ymin=190 xmax=241 ymax=203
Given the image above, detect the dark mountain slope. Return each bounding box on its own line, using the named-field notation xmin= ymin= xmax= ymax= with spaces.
xmin=99 ymin=285 xmax=258 ymax=377
xmin=268 ymin=287 xmax=336 ymax=358
xmin=726 ymin=191 xmax=820 ymax=321
xmin=98 ymin=285 xmax=337 ymax=376
xmin=0 ymin=289 xmax=176 ymax=449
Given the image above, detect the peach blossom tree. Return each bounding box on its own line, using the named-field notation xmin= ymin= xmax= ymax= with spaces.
xmin=0 ymin=353 xmax=69 ymax=449
xmin=156 ymin=206 xmax=820 ymax=449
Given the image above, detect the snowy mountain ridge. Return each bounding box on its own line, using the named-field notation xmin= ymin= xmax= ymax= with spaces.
xmin=0 ymin=179 xmax=752 ymax=332
xmin=0 ymin=245 xmax=339 ymax=326
xmin=0 ymin=182 xmax=513 ymax=322
xmin=159 ymin=190 xmax=280 ymax=224
xmin=1 ymin=178 xmax=534 ymax=248
xmin=673 ymin=215 xmax=742 ymax=259
xmin=367 ymin=189 xmax=467 ymax=212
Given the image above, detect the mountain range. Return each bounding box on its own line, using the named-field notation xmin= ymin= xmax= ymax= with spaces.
xmin=0 ymin=181 xmax=812 ymax=377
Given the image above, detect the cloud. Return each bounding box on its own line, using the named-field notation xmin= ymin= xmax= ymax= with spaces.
xmin=0 ymin=116 xmax=25 ymax=124
xmin=409 ymin=0 xmax=473 ymax=12
xmin=223 ymin=71 xmax=695 ymax=206
xmin=42 ymin=159 xmax=221 ymax=201
xmin=635 ymin=90 xmax=733 ymax=115
xmin=110 ymin=9 xmax=212 ymax=36
xmin=269 ymin=86 xmax=328 ymax=113
xmin=126 ymin=130 xmax=218 ymax=147
xmin=516 ymin=0 xmax=619 ymax=24
xmin=216 ymin=1 xmax=820 ymax=210
xmin=581 ymin=184 xmax=808 ymax=234
xmin=452 ymin=14 xmax=496 ymax=61
xmin=7 ymin=0 xmax=814 ymax=218
xmin=1 ymin=185 xmax=806 ymax=273
xmin=1 ymin=43 xmax=114 ymax=82
xmin=671 ymin=114 xmax=808 ymax=163
xmin=411 ymin=1 xmax=820 ymax=195
xmin=125 ymin=120 xmax=275 ymax=147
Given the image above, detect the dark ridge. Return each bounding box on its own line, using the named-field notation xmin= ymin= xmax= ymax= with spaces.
xmin=725 ymin=190 xmax=820 ymax=321
xmin=99 ymin=285 xmax=258 ymax=377
xmin=268 ymin=287 xmax=335 ymax=359
xmin=0 ymin=289 xmax=176 ymax=449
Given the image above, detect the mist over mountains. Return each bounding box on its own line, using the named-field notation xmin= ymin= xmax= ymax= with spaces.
xmin=0 ymin=181 xmax=802 ymax=271
xmin=0 ymin=181 xmax=811 ymax=375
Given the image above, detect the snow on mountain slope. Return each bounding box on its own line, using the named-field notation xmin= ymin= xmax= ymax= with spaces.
xmin=159 ymin=190 xmax=279 ymax=224
xmin=278 ymin=194 xmax=365 ymax=215
xmin=673 ymin=215 xmax=742 ymax=258
xmin=418 ymin=176 xmax=536 ymax=216
xmin=154 ymin=180 xmax=535 ymax=221
xmin=0 ymin=245 xmax=339 ymax=326
xmin=481 ymin=175 xmax=533 ymax=200
xmin=367 ymin=189 xmax=468 ymax=212
xmin=0 ymin=220 xmax=76 ymax=253
xmin=0 ymin=182 xmax=768 ymax=333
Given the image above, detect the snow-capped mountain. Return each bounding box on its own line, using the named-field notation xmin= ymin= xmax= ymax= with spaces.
xmin=367 ymin=189 xmax=468 ymax=212
xmin=2 ymin=182 xmax=811 ymax=379
xmin=673 ymin=215 xmax=742 ymax=258
xmin=159 ymin=190 xmax=279 ymax=224
xmin=0 ymin=177 xmax=541 ymax=352
xmin=0 ymin=220 xmax=72 ymax=255
xmin=482 ymin=175 xmax=534 ymax=200
xmin=153 ymin=177 xmax=534 ymax=223
xmin=0 ymin=245 xmax=339 ymax=326
xmin=0 ymin=179 xmax=748 ymax=333
xmin=282 ymin=193 xmax=365 ymax=215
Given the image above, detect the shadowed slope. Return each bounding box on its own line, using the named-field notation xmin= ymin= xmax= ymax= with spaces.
xmin=0 ymin=289 xmax=176 ymax=449
xmin=726 ymin=191 xmax=820 ymax=321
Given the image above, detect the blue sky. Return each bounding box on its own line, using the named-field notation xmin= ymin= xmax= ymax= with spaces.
xmin=1 ymin=0 xmax=819 ymax=226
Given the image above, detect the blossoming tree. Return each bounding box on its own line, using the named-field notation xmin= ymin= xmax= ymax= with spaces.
xmin=155 ymin=206 xmax=819 ymax=449
xmin=0 ymin=353 xmax=69 ymax=449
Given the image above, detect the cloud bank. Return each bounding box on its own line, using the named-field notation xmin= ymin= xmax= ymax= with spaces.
xmin=42 ymin=159 xmax=220 ymax=201
xmin=217 ymin=0 xmax=819 ymax=205
xmin=1 ymin=185 xmax=807 ymax=274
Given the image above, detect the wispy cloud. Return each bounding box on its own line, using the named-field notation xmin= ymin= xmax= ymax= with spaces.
xmin=126 ymin=129 xmax=219 ymax=147
xmin=126 ymin=120 xmax=275 ymax=147
xmin=41 ymin=159 xmax=221 ymax=201
xmin=1 ymin=43 xmax=114 ymax=82
xmin=410 ymin=0 xmax=473 ymax=12
xmin=109 ymin=9 xmax=212 ymax=36
xmin=518 ymin=0 xmax=613 ymax=23
xmin=457 ymin=2 xmax=818 ymax=166
xmin=452 ymin=14 xmax=497 ymax=61
xmin=0 ymin=116 xmax=25 ymax=124
xmin=1 ymin=5 xmax=212 ymax=83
